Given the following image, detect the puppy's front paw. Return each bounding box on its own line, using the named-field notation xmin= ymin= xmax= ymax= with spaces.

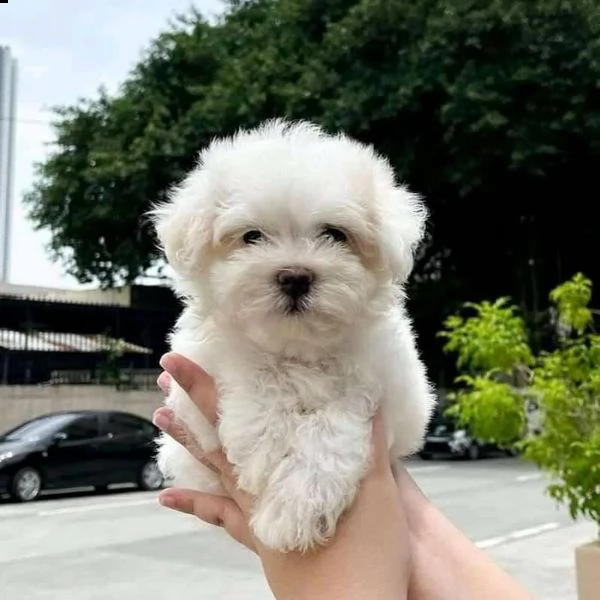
xmin=157 ymin=432 xmax=225 ymax=495
xmin=250 ymin=495 xmax=330 ymax=552
xmin=250 ymin=472 xmax=356 ymax=552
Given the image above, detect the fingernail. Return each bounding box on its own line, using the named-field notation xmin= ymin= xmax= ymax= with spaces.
xmin=159 ymin=353 xmax=176 ymax=375
xmin=157 ymin=371 xmax=171 ymax=394
xmin=159 ymin=492 xmax=177 ymax=509
xmin=153 ymin=409 xmax=173 ymax=431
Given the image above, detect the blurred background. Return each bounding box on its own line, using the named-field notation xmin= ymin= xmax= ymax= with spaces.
xmin=2 ymin=0 xmax=598 ymax=388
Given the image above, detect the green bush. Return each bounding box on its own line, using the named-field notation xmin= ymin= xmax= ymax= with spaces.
xmin=440 ymin=273 xmax=600 ymax=527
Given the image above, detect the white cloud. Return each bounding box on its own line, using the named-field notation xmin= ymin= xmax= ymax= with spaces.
xmin=0 ymin=0 xmax=224 ymax=288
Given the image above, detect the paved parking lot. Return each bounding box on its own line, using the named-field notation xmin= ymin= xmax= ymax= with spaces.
xmin=0 ymin=457 xmax=593 ymax=599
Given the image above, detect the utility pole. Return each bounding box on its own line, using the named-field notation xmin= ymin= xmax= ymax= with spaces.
xmin=0 ymin=46 xmax=18 ymax=283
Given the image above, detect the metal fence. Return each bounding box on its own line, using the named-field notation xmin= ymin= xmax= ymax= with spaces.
xmin=0 ymin=290 xmax=181 ymax=386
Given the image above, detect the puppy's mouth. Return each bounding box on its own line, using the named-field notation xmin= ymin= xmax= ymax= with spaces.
xmin=283 ymin=298 xmax=310 ymax=315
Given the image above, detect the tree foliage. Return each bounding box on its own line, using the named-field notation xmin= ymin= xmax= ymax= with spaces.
xmin=440 ymin=298 xmax=534 ymax=373
xmin=25 ymin=0 xmax=600 ymax=303
xmin=441 ymin=273 xmax=600 ymax=527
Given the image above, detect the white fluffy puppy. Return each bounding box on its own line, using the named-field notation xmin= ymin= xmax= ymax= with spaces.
xmin=151 ymin=119 xmax=435 ymax=552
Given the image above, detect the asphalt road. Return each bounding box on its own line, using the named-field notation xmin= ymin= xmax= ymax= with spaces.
xmin=0 ymin=456 xmax=585 ymax=599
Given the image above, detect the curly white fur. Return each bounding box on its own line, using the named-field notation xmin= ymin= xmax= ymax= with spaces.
xmin=151 ymin=119 xmax=436 ymax=552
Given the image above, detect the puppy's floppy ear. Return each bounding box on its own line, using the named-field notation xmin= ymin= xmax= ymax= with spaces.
xmin=377 ymin=183 xmax=428 ymax=284
xmin=149 ymin=168 xmax=215 ymax=278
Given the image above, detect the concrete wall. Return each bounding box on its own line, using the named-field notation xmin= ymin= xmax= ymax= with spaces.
xmin=0 ymin=385 xmax=162 ymax=432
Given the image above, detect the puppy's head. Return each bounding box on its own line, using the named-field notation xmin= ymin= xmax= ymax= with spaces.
xmin=151 ymin=120 xmax=427 ymax=353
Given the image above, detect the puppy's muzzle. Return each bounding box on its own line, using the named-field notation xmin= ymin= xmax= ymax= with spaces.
xmin=276 ymin=267 xmax=315 ymax=300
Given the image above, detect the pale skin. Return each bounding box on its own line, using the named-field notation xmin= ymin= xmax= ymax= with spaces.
xmin=153 ymin=352 xmax=533 ymax=600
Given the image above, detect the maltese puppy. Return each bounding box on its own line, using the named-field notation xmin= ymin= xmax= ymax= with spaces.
xmin=151 ymin=119 xmax=435 ymax=552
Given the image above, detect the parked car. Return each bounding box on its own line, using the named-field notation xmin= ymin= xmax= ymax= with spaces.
xmin=0 ymin=410 xmax=164 ymax=502
xmin=419 ymin=409 xmax=515 ymax=460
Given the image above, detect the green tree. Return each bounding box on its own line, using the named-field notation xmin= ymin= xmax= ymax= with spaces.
xmin=24 ymin=0 xmax=600 ymax=357
xmin=440 ymin=273 xmax=600 ymax=526
xmin=27 ymin=0 xmax=600 ymax=292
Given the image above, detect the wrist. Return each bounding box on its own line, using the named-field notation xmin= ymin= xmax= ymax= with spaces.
xmin=260 ymin=544 xmax=408 ymax=600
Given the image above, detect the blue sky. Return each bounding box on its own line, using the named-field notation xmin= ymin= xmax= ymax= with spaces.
xmin=1 ymin=0 xmax=224 ymax=288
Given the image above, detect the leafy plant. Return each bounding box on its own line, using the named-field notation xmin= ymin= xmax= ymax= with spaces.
xmin=440 ymin=298 xmax=534 ymax=373
xmin=98 ymin=336 xmax=125 ymax=384
xmin=440 ymin=273 xmax=600 ymax=527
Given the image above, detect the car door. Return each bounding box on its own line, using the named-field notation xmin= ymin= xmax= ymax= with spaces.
xmin=43 ymin=414 xmax=104 ymax=487
xmin=97 ymin=413 xmax=156 ymax=484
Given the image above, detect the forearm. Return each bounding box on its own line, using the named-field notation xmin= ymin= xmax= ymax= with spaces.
xmin=262 ymin=554 xmax=408 ymax=600
xmin=396 ymin=466 xmax=533 ymax=600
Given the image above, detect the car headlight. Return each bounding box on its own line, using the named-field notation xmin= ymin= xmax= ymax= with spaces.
xmin=0 ymin=451 xmax=15 ymax=464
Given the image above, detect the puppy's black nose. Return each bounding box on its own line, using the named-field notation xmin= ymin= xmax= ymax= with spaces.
xmin=277 ymin=268 xmax=314 ymax=299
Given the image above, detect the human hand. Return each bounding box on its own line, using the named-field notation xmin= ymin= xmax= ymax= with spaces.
xmin=153 ymin=352 xmax=411 ymax=600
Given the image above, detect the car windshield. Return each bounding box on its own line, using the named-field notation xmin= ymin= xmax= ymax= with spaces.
xmin=0 ymin=414 xmax=76 ymax=442
xmin=430 ymin=409 xmax=457 ymax=432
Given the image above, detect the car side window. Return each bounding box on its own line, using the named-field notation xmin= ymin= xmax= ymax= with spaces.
xmin=106 ymin=414 xmax=148 ymax=437
xmin=64 ymin=416 xmax=100 ymax=441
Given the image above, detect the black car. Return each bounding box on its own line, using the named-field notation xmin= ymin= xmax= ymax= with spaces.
xmin=0 ymin=410 xmax=164 ymax=502
xmin=419 ymin=410 xmax=511 ymax=461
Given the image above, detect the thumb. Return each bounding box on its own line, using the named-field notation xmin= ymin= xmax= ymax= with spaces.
xmin=370 ymin=409 xmax=394 ymax=477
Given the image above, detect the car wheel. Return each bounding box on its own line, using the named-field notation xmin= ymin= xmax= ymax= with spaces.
xmin=11 ymin=467 xmax=43 ymax=502
xmin=466 ymin=442 xmax=481 ymax=460
xmin=418 ymin=451 xmax=433 ymax=460
xmin=139 ymin=460 xmax=164 ymax=491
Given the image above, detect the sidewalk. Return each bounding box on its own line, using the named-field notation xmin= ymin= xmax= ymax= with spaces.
xmin=486 ymin=520 xmax=597 ymax=599
xmin=193 ymin=519 xmax=595 ymax=599
xmin=191 ymin=519 xmax=595 ymax=600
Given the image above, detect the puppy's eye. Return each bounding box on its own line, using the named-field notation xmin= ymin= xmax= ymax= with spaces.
xmin=321 ymin=227 xmax=348 ymax=244
xmin=242 ymin=230 xmax=264 ymax=245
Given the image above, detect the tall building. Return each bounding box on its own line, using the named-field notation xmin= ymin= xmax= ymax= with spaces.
xmin=0 ymin=46 xmax=17 ymax=283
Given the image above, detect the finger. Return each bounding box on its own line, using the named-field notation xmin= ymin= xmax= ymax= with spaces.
xmin=370 ymin=409 xmax=394 ymax=478
xmin=159 ymin=352 xmax=219 ymax=425
xmin=204 ymin=449 xmax=255 ymax=513
xmin=153 ymin=409 xmax=253 ymax=513
xmin=152 ymin=407 xmax=220 ymax=475
xmin=157 ymin=371 xmax=171 ymax=396
xmin=159 ymin=488 xmax=256 ymax=552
